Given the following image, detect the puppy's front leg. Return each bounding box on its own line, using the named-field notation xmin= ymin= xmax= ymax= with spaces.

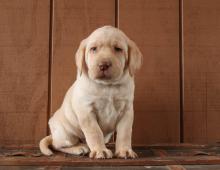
xmin=78 ymin=112 xmax=113 ymax=159
xmin=115 ymin=107 xmax=137 ymax=159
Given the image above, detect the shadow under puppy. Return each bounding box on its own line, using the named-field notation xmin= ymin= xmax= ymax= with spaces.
xmin=40 ymin=26 xmax=142 ymax=159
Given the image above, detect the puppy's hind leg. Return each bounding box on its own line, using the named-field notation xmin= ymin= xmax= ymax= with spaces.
xmin=50 ymin=121 xmax=89 ymax=155
xmin=52 ymin=135 xmax=89 ymax=155
xmin=57 ymin=143 xmax=89 ymax=155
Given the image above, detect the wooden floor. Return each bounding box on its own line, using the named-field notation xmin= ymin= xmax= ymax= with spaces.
xmin=1 ymin=165 xmax=220 ymax=170
xmin=1 ymin=144 xmax=220 ymax=169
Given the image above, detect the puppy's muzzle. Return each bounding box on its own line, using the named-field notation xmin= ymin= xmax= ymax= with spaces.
xmin=98 ymin=61 xmax=112 ymax=72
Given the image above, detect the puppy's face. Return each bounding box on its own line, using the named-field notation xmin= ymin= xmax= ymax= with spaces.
xmin=76 ymin=26 xmax=142 ymax=84
xmin=86 ymin=29 xmax=127 ymax=82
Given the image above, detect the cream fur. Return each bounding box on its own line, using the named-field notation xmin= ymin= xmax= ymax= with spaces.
xmin=39 ymin=26 xmax=142 ymax=159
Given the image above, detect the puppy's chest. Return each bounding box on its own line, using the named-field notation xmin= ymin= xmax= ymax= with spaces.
xmin=93 ymin=97 xmax=126 ymax=132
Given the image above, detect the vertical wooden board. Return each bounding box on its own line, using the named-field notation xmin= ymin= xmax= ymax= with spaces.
xmin=184 ymin=0 xmax=220 ymax=143
xmin=119 ymin=0 xmax=180 ymax=144
xmin=51 ymin=0 xmax=115 ymax=114
xmin=0 ymin=0 xmax=49 ymax=145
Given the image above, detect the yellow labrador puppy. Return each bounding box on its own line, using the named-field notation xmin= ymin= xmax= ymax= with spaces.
xmin=39 ymin=26 xmax=142 ymax=159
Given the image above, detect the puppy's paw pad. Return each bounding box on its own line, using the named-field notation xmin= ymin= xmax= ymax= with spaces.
xmin=89 ymin=148 xmax=113 ymax=159
xmin=115 ymin=149 xmax=138 ymax=159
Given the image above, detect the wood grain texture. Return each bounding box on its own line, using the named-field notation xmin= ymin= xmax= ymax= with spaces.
xmin=0 ymin=0 xmax=49 ymax=145
xmin=183 ymin=0 xmax=220 ymax=143
xmin=51 ymin=0 xmax=115 ymax=114
xmin=2 ymin=144 xmax=220 ymax=166
xmin=118 ymin=0 xmax=180 ymax=144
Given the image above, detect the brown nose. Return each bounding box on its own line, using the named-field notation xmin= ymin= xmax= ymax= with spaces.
xmin=99 ymin=61 xmax=112 ymax=71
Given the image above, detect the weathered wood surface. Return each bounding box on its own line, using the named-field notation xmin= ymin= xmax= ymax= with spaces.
xmin=2 ymin=165 xmax=220 ymax=170
xmin=1 ymin=144 xmax=220 ymax=166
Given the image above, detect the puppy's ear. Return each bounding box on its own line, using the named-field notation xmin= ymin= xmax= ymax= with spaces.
xmin=75 ymin=38 xmax=87 ymax=76
xmin=128 ymin=39 xmax=143 ymax=76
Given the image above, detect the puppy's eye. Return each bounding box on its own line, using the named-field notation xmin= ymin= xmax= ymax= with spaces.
xmin=90 ymin=47 xmax=97 ymax=52
xmin=114 ymin=46 xmax=123 ymax=52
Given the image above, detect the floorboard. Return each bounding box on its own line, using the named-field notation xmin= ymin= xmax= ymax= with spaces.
xmin=1 ymin=144 xmax=220 ymax=167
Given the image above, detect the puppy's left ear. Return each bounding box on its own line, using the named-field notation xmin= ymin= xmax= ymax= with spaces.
xmin=75 ymin=38 xmax=87 ymax=76
xmin=128 ymin=39 xmax=143 ymax=76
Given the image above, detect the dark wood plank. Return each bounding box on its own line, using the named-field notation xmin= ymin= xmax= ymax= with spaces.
xmin=0 ymin=0 xmax=49 ymax=145
xmin=168 ymin=165 xmax=186 ymax=170
xmin=0 ymin=166 xmax=61 ymax=170
xmin=183 ymin=0 xmax=220 ymax=143
xmin=1 ymin=144 xmax=220 ymax=166
xmin=2 ymin=165 xmax=220 ymax=170
xmin=184 ymin=165 xmax=220 ymax=170
xmin=51 ymin=0 xmax=115 ymax=114
xmin=118 ymin=0 xmax=180 ymax=144
xmin=0 ymin=166 xmax=169 ymax=170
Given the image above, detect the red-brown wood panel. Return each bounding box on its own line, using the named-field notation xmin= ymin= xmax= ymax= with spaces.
xmin=184 ymin=0 xmax=220 ymax=143
xmin=0 ymin=0 xmax=49 ymax=145
xmin=51 ymin=0 xmax=115 ymax=114
xmin=119 ymin=0 xmax=180 ymax=144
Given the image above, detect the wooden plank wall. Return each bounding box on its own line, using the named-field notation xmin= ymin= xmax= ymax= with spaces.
xmin=0 ymin=0 xmax=220 ymax=145
xmin=183 ymin=0 xmax=220 ymax=143
xmin=0 ymin=0 xmax=49 ymax=145
xmin=118 ymin=0 xmax=180 ymax=144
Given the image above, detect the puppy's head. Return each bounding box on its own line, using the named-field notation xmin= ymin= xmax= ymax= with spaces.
xmin=75 ymin=26 xmax=142 ymax=84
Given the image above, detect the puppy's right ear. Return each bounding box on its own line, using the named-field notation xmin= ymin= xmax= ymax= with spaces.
xmin=75 ymin=38 xmax=87 ymax=76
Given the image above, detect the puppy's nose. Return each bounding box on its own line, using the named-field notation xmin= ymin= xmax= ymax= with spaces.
xmin=99 ymin=61 xmax=112 ymax=71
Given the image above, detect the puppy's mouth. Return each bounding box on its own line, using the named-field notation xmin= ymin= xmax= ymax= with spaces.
xmin=96 ymin=71 xmax=112 ymax=80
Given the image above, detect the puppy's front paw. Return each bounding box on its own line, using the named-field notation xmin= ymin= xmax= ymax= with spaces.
xmin=115 ymin=148 xmax=138 ymax=159
xmin=89 ymin=148 xmax=113 ymax=159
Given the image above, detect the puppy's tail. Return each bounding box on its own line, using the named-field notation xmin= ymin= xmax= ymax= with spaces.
xmin=39 ymin=135 xmax=53 ymax=156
